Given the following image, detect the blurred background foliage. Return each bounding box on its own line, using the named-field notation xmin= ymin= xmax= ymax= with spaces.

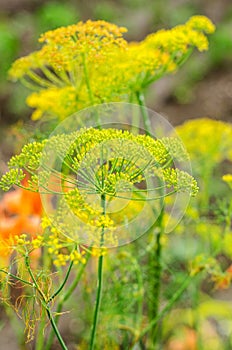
xmin=0 ymin=0 xmax=232 ymax=128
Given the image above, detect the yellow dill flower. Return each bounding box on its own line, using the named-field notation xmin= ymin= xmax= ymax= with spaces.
xmin=9 ymin=20 xmax=127 ymax=81
xmin=145 ymin=21 xmax=212 ymax=55
xmin=15 ymin=233 xmax=30 ymax=246
xmin=8 ymin=17 xmax=215 ymax=121
xmin=39 ymin=20 xmax=127 ymax=48
xmin=1 ymin=126 xmax=198 ymax=247
xmin=118 ymin=43 xmax=176 ymax=91
xmin=53 ymin=253 xmax=70 ymax=267
xmin=27 ymin=86 xmax=86 ymax=120
xmin=90 ymin=247 xmax=108 ymax=257
xmin=91 ymin=215 xmax=115 ymax=228
xmin=186 ymin=15 xmax=216 ymax=34
xmin=176 ymin=118 xmax=232 ymax=165
xmin=41 ymin=216 xmax=52 ymax=230
xmin=31 ymin=235 xmax=44 ymax=249
xmin=45 ymin=226 xmax=84 ymax=266
xmin=145 ymin=26 xmax=189 ymax=53
xmin=222 ymin=174 xmax=232 ymax=190
xmin=9 ymin=55 xmax=38 ymax=80
xmin=70 ymin=250 xmax=87 ymax=264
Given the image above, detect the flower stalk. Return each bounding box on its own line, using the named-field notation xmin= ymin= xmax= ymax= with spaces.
xmin=24 ymin=252 xmax=68 ymax=350
xmin=89 ymin=194 xmax=106 ymax=350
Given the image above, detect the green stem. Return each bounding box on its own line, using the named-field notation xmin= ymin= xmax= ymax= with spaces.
xmin=82 ymin=53 xmax=94 ymax=106
xmin=82 ymin=53 xmax=101 ymax=127
xmin=135 ymin=90 xmax=164 ymax=346
xmin=136 ymin=89 xmax=161 ymax=345
xmin=25 ymin=254 xmax=47 ymax=301
xmin=135 ymin=91 xmax=152 ymax=135
xmin=45 ymin=254 xmax=90 ymax=350
xmin=21 ymin=77 xmax=41 ymax=91
xmin=149 ymin=208 xmax=164 ymax=345
xmin=201 ymin=165 xmax=213 ymax=211
xmin=48 ymin=260 xmax=74 ymax=303
xmin=40 ymin=66 xmax=65 ymax=87
xmin=27 ymin=70 xmax=54 ymax=89
xmin=45 ymin=307 xmax=68 ymax=350
xmin=0 ymin=269 xmax=34 ymax=287
xmin=133 ymin=275 xmax=192 ymax=345
xmin=226 ymin=200 xmax=232 ymax=233
xmin=35 ymin=309 xmax=47 ymax=350
xmin=89 ymin=194 xmax=106 ymax=350
xmin=142 ymin=48 xmax=193 ymax=89
xmin=24 ymin=253 xmax=68 ymax=350
xmin=193 ymin=277 xmax=204 ymax=350
xmin=89 ymin=254 xmax=104 ymax=350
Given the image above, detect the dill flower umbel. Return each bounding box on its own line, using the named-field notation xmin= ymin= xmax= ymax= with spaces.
xmin=176 ymin=118 xmax=232 ymax=166
xmin=176 ymin=118 xmax=232 ymax=208
xmin=8 ymin=17 xmax=215 ymax=121
xmin=0 ymin=127 xmax=198 ymax=247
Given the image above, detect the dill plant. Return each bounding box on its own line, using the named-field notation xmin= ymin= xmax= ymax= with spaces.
xmin=8 ymin=17 xmax=215 ymax=122
xmin=0 ymin=15 xmax=216 ymax=349
xmin=164 ymin=119 xmax=232 ymax=349
xmin=0 ymin=122 xmax=198 ymax=348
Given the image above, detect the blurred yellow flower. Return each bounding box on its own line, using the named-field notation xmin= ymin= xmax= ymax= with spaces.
xmin=8 ymin=17 xmax=215 ymax=121
xmin=176 ymin=118 xmax=232 ymax=165
xmin=222 ymin=174 xmax=232 ymax=189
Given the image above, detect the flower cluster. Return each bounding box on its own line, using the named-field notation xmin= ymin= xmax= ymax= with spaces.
xmin=0 ymin=169 xmax=25 ymax=191
xmin=8 ymin=17 xmax=215 ymax=121
xmin=41 ymin=216 xmax=106 ymax=265
xmin=176 ymin=118 xmax=232 ymax=166
xmin=1 ymin=127 xmax=196 ymax=194
xmin=1 ymin=127 xmax=198 ymax=247
xmin=163 ymin=168 xmax=199 ymax=196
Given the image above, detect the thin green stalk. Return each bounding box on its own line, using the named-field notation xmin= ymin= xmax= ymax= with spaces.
xmin=40 ymin=66 xmax=65 ymax=87
xmin=201 ymin=164 xmax=213 ymax=211
xmin=82 ymin=54 xmax=101 ymax=128
xmin=82 ymin=53 xmax=94 ymax=105
xmin=89 ymin=254 xmax=104 ymax=350
xmin=226 ymin=200 xmax=232 ymax=232
xmin=133 ymin=275 xmax=192 ymax=345
xmin=142 ymin=48 xmax=193 ymax=88
xmin=45 ymin=307 xmax=68 ymax=350
xmin=136 ymin=91 xmax=152 ymax=135
xmin=136 ymin=90 xmax=165 ymax=346
xmin=193 ymin=277 xmax=204 ymax=350
xmin=27 ymin=71 xmax=54 ymax=89
xmin=21 ymin=77 xmax=41 ymax=91
xmin=0 ymin=269 xmax=34 ymax=287
xmin=48 ymin=260 xmax=74 ymax=303
xmin=45 ymin=254 xmax=90 ymax=350
xmin=24 ymin=253 xmax=68 ymax=350
xmin=149 ymin=208 xmax=164 ymax=344
xmin=35 ymin=309 xmax=47 ymax=350
xmin=134 ymin=260 xmax=144 ymax=329
xmin=25 ymin=253 xmax=47 ymax=301
xmin=82 ymin=51 xmax=101 ymax=127
xmin=89 ymin=194 xmax=106 ymax=350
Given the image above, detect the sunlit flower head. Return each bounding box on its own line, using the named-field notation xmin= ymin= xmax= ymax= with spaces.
xmin=1 ymin=126 xmax=198 ymax=247
xmin=8 ymin=17 xmax=215 ymax=121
